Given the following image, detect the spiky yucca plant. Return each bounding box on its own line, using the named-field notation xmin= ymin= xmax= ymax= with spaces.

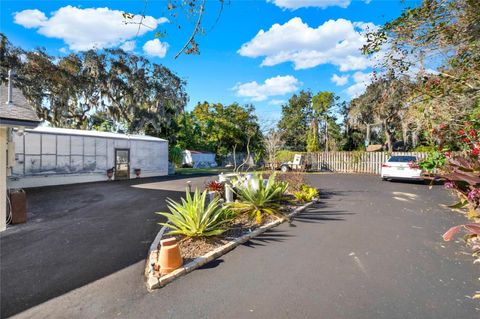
xmin=156 ymin=189 xmax=232 ymax=237
xmin=229 ymin=173 xmax=288 ymax=224
xmin=272 ymin=180 xmax=289 ymax=201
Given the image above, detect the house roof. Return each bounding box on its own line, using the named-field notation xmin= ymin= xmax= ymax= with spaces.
xmin=0 ymin=84 xmax=41 ymax=127
xmin=27 ymin=126 xmax=168 ymax=142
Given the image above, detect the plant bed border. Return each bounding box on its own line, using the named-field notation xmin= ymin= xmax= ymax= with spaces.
xmin=144 ymin=200 xmax=316 ymax=291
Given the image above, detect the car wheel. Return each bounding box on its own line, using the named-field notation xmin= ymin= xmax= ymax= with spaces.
xmin=381 ymin=177 xmax=388 ymax=181
xmin=280 ymin=165 xmax=289 ymax=173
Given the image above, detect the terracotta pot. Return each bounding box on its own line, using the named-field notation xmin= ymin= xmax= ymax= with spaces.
xmin=158 ymin=237 xmax=183 ymax=275
xmin=106 ymin=169 xmax=114 ymax=180
xmin=134 ymin=168 xmax=141 ymax=178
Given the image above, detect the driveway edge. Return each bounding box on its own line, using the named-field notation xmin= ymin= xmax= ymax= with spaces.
xmin=144 ymin=200 xmax=315 ymax=291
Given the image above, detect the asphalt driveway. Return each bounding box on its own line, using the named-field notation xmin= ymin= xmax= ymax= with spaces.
xmin=0 ymin=174 xmax=214 ymax=318
xmin=1 ymin=174 xmax=479 ymax=318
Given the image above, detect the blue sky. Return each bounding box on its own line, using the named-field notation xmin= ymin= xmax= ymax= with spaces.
xmin=0 ymin=0 xmax=415 ymax=123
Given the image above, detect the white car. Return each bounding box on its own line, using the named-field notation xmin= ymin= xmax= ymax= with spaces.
xmin=381 ymin=155 xmax=423 ymax=181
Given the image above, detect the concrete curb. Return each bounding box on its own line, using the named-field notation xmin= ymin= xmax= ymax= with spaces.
xmin=144 ymin=200 xmax=316 ymax=291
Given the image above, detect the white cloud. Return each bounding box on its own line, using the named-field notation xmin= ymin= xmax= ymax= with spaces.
xmin=157 ymin=17 xmax=170 ymax=24
xmin=268 ymin=99 xmax=286 ymax=106
xmin=267 ymin=0 xmax=351 ymax=10
xmin=120 ymin=41 xmax=136 ymax=52
xmin=238 ymin=17 xmax=377 ymax=71
xmin=143 ymin=39 xmax=169 ymax=58
xmin=13 ymin=6 xmax=169 ymax=51
xmin=234 ymin=75 xmax=301 ymax=102
xmin=345 ymin=71 xmax=373 ymax=97
xmin=331 ymin=73 xmax=349 ymax=86
xmin=14 ymin=9 xmax=47 ymax=28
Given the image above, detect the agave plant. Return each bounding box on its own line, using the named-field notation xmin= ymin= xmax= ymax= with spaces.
xmin=272 ymin=180 xmax=289 ymax=201
xmin=157 ymin=189 xmax=233 ymax=237
xmin=229 ymin=173 xmax=288 ymax=224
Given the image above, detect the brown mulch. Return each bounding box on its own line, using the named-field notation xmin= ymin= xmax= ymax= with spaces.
xmin=159 ymin=207 xmax=299 ymax=264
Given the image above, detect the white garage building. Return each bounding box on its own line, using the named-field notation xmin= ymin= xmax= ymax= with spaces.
xmin=8 ymin=127 xmax=169 ymax=188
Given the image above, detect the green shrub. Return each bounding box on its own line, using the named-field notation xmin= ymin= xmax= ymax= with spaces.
xmin=229 ymin=173 xmax=288 ymax=224
xmin=418 ymin=150 xmax=446 ymax=172
xmin=272 ymin=180 xmax=289 ymax=201
xmin=413 ymin=145 xmax=436 ymax=152
xmin=157 ymin=189 xmax=233 ymax=237
xmin=169 ymin=146 xmax=183 ymax=168
xmin=275 ymin=150 xmax=296 ymax=163
xmin=293 ymin=184 xmax=318 ymax=202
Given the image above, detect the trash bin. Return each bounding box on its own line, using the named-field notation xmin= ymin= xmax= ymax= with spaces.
xmin=9 ymin=189 xmax=27 ymax=224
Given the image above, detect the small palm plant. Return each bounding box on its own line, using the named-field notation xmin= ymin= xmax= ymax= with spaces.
xmin=157 ymin=189 xmax=233 ymax=237
xmin=229 ymin=173 xmax=288 ymax=224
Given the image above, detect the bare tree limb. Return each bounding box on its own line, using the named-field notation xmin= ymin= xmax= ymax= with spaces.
xmin=174 ymin=0 xmax=206 ymax=59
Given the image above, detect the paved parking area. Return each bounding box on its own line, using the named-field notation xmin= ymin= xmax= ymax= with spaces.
xmin=1 ymin=174 xmax=479 ymax=318
xmin=0 ymin=174 xmax=214 ymax=318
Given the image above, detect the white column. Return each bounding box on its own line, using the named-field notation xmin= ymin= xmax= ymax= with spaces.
xmin=0 ymin=127 xmax=7 ymax=232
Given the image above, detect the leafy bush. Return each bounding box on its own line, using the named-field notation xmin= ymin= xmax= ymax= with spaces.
xmin=157 ymin=189 xmax=233 ymax=237
xmin=443 ymin=223 xmax=480 ymax=241
xmin=424 ymin=121 xmax=480 ymax=260
xmin=418 ymin=150 xmax=446 ymax=173
xmin=169 ymin=146 xmax=183 ymax=168
xmin=413 ymin=145 xmax=436 ymax=152
xmin=275 ymin=150 xmax=296 ymax=163
xmin=293 ymin=184 xmax=318 ymax=202
xmin=229 ymin=173 xmax=288 ymax=224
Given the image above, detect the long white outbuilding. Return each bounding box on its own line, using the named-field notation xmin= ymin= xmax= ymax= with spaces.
xmin=8 ymin=126 xmax=169 ymax=188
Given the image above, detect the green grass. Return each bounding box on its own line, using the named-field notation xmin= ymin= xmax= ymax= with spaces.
xmin=175 ymin=167 xmax=334 ymax=176
xmin=175 ymin=167 xmax=233 ymax=175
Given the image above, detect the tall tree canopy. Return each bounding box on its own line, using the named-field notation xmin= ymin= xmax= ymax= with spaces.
xmin=189 ymin=102 xmax=263 ymax=157
xmin=348 ymin=72 xmax=412 ymax=152
xmin=277 ymin=90 xmax=312 ymax=151
xmin=278 ymin=90 xmax=343 ymax=152
xmin=0 ymin=34 xmax=187 ymax=142
xmin=361 ymin=0 xmax=480 ymax=149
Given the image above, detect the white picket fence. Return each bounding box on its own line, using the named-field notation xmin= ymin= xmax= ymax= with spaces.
xmin=304 ymin=152 xmax=428 ymax=175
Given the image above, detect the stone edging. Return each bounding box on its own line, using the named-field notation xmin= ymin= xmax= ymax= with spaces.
xmin=144 ymin=200 xmax=316 ymax=291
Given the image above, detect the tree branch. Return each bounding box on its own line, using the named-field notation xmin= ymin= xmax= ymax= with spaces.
xmin=174 ymin=0 xmax=206 ymax=59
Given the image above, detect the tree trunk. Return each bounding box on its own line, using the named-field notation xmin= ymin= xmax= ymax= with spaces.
xmin=232 ymin=144 xmax=237 ymax=171
xmin=411 ymin=128 xmax=419 ymax=149
xmin=325 ymin=120 xmax=329 ymax=152
xmin=383 ymin=120 xmax=393 ymax=152
xmin=366 ymin=124 xmax=371 ymax=146
xmin=402 ymin=122 xmax=409 ymax=151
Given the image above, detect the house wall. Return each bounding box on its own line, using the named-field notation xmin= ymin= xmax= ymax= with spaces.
xmin=0 ymin=128 xmax=6 ymax=231
xmin=192 ymin=153 xmax=216 ymax=164
xmin=182 ymin=151 xmax=217 ymax=167
xmin=7 ymin=131 xmax=168 ymax=188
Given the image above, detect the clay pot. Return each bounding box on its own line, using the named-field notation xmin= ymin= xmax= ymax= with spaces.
xmin=134 ymin=168 xmax=141 ymax=178
xmin=106 ymin=169 xmax=114 ymax=180
xmin=158 ymin=237 xmax=183 ymax=275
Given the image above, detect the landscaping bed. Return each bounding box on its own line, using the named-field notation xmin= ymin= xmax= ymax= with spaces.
xmin=174 ymin=212 xmax=280 ymax=264
xmin=144 ymin=199 xmax=314 ymax=291
xmin=144 ymin=172 xmax=318 ymax=290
